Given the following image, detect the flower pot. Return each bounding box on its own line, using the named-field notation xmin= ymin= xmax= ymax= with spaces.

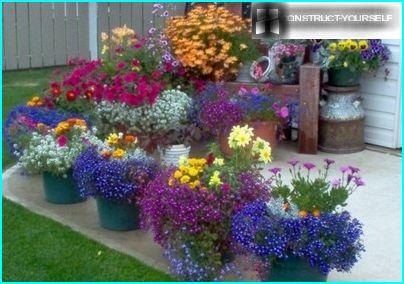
xmin=236 ymin=61 xmax=254 ymax=83
xmin=268 ymin=256 xmax=328 ymax=282
xmin=219 ymin=121 xmax=277 ymax=156
xmin=160 ymin=144 xmax=191 ymax=166
xmin=42 ymin=170 xmax=86 ymax=204
xmin=96 ymin=197 xmax=140 ymax=231
xmin=328 ymin=68 xmax=361 ymax=87
xmin=269 ymin=56 xmax=304 ymax=85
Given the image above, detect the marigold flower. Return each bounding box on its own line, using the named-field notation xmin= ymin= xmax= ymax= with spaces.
xmin=180 ymin=175 xmax=190 ymax=184
xmin=106 ymin=133 xmax=119 ymax=146
xmin=112 ymin=148 xmax=125 ymax=159
xmin=124 ymin=135 xmax=137 ymax=144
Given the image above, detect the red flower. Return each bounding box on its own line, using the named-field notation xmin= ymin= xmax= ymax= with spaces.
xmin=57 ymin=135 xmax=68 ymax=147
xmin=206 ymin=153 xmax=215 ymax=166
xmin=151 ymin=70 xmax=162 ymax=80
xmin=116 ymin=61 xmax=127 ymax=70
xmin=66 ymin=90 xmax=77 ymax=102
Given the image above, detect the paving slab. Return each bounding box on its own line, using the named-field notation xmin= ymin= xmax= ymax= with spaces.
xmin=2 ymin=142 xmax=402 ymax=281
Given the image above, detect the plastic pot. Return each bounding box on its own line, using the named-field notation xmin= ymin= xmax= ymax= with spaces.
xmin=328 ymin=68 xmax=361 ymax=87
xmin=42 ymin=170 xmax=86 ymax=204
xmin=268 ymin=256 xmax=328 ymax=282
xmin=96 ymin=197 xmax=140 ymax=231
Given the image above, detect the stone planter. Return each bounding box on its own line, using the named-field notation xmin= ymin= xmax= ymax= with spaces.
xmin=160 ymin=144 xmax=191 ymax=166
xmin=319 ymin=84 xmax=365 ymax=153
xmin=95 ymin=197 xmax=139 ymax=231
xmin=42 ymin=170 xmax=86 ymax=204
xmin=219 ymin=121 xmax=277 ymax=156
xmin=328 ymin=68 xmax=361 ymax=87
xmin=268 ymin=256 xmax=328 ymax=282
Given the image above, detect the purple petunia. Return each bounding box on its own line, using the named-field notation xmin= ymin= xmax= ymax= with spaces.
xmin=287 ymin=159 xmax=299 ymax=167
xmin=340 ymin=166 xmax=350 ymax=173
xmin=324 ymin=158 xmax=335 ymax=166
xmin=303 ymin=162 xmax=316 ymax=171
xmin=269 ymin=167 xmax=282 ymax=175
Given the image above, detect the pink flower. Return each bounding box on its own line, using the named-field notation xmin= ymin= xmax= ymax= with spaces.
xmin=278 ymin=106 xmax=289 ymax=118
xmin=251 ymin=87 xmax=260 ymax=95
xmin=57 ymin=135 xmax=68 ymax=147
xmin=116 ymin=61 xmax=126 ymax=70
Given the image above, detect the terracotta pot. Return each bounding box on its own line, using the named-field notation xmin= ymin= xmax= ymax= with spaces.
xmin=219 ymin=121 xmax=277 ymax=156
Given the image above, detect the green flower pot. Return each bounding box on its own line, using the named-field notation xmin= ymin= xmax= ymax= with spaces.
xmin=268 ymin=256 xmax=328 ymax=282
xmin=42 ymin=171 xmax=86 ymax=204
xmin=96 ymin=197 xmax=140 ymax=231
xmin=328 ymin=68 xmax=361 ymax=87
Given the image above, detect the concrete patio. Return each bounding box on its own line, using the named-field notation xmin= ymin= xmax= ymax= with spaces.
xmin=2 ymin=142 xmax=402 ymax=281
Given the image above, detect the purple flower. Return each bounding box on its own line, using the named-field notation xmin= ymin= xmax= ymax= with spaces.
xmin=162 ymin=10 xmax=169 ymax=17
xmin=331 ymin=178 xmax=341 ymax=188
xmin=340 ymin=166 xmax=349 ymax=173
xmin=303 ymin=162 xmax=316 ymax=171
xmin=269 ymin=167 xmax=282 ymax=175
xmin=148 ymin=27 xmax=156 ymax=35
xmin=287 ymin=159 xmax=299 ymax=167
xmin=349 ymin=166 xmax=360 ymax=174
xmin=251 ymin=87 xmax=260 ymax=95
xmin=354 ymin=177 xmax=365 ymax=187
xmin=277 ymin=106 xmax=289 ymax=119
xmin=324 ymin=158 xmax=335 ymax=167
xmin=153 ymin=3 xmax=163 ymax=9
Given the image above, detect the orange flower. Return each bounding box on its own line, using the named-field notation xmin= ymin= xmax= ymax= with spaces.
xmin=101 ymin=149 xmax=112 ymax=158
xmin=124 ymin=135 xmax=137 ymax=144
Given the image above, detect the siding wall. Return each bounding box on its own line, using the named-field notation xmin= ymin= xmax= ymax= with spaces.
xmin=359 ymin=39 xmax=402 ymax=148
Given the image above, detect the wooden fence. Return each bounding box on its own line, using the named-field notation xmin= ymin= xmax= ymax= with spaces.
xmin=2 ymin=2 xmax=186 ymax=70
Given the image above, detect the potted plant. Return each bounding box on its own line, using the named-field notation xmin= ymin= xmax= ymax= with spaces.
xmin=73 ymin=133 xmax=159 ymax=231
xmin=18 ymin=118 xmax=96 ymax=204
xmin=235 ymin=86 xmax=289 ymax=154
xmin=139 ymin=125 xmax=271 ymax=280
xmin=268 ymin=41 xmax=306 ymax=84
xmin=4 ymin=103 xmax=80 ymax=160
xmin=320 ymin=39 xmax=390 ymax=87
xmin=95 ymin=89 xmax=192 ymax=153
xmin=158 ymin=121 xmax=202 ymax=166
xmin=232 ymin=159 xmax=365 ymax=281
xmin=165 ymin=4 xmax=259 ymax=81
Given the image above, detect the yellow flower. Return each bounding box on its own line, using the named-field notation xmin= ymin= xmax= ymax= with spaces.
xmin=337 ymin=40 xmax=346 ymax=51
xmin=213 ymin=158 xmax=224 ymax=166
xmin=180 ymin=175 xmax=190 ymax=184
xmin=106 ymin=133 xmax=119 ymax=146
xmin=329 ymin=55 xmax=335 ymax=61
xmin=174 ymin=170 xmax=183 ymax=179
xmin=112 ymin=148 xmax=125 ymax=159
xmin=348 ymin=40 xmax=358 ymax=51
xmin=188 ymin=167 xmax=199 ymax=177
xmin=168 ymin=177 xmax=175 ymax=187
xmin=358 ymin=40 xmax=368 ymax=50
xmin=239 ymin=43 xmax=247 ymax=50
xmin=259 ymin=148 xmax=272 ymax=163
xmin=252 ymin=137 xmax=270 ymax=155
xmin=178 ymin=155 xmax=188 ymax=167
xmin=328 ymin=42 xmax=337 ymax=53
xmin=189 ymin=180 xmax=201 ymax=189
xmin=228 ymin=125 xmax=254 ymax=149
xmin=209 ymin=171 xmax=222 ymax=187
xmin=101 ymin=32 xmax=109 ymax=42
xmin=343 ymin=61 xmax=349 ymax=67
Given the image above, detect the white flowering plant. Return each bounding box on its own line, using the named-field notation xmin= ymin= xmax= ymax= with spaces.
xmin=94 ymin=89 xmax=192 ymax=150
xmin=18 ymin=119 xmax=101 ymax=177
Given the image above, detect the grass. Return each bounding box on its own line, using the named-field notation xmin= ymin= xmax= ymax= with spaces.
xmin=2 ymin=198 xmax=173 ymax=281
xmin=2 ymin=68 xmax=174 ymax=281
xmin=2 ymin=68 xmax=66 ymax=169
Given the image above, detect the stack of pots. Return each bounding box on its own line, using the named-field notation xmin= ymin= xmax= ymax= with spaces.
xmin=319 ymin=68 xmax=365 ymax=153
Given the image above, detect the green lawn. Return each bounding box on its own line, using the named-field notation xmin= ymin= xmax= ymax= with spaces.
xmin=2 ymin=199 xmax=173 ymax=281
xmin=2 ymin=68 xmax=173 ymax=281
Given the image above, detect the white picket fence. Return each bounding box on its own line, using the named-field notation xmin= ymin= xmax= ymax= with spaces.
xmin=2 ymin=2 xmax=186 ymax=70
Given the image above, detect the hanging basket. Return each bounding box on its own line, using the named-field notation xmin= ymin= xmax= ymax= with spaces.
xmin=42 ymin=170 xmax=86 ymax=204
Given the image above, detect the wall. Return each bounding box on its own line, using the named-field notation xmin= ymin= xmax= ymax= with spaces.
xmin=359 ymin=39 xmax=402 ymax=149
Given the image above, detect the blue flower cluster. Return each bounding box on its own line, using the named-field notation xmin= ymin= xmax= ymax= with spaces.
xmin=232 ymin=201 xmax=365 ymax=275
xmin=164 ymin=242 xmax=239 ymax=281
xmin=73 ymin=147 xmax=159 ymax=202
xmin=4 ymin=105 xmax=86 ymax=156
xmin=236 ymin=92 xmax=275 ymax=120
